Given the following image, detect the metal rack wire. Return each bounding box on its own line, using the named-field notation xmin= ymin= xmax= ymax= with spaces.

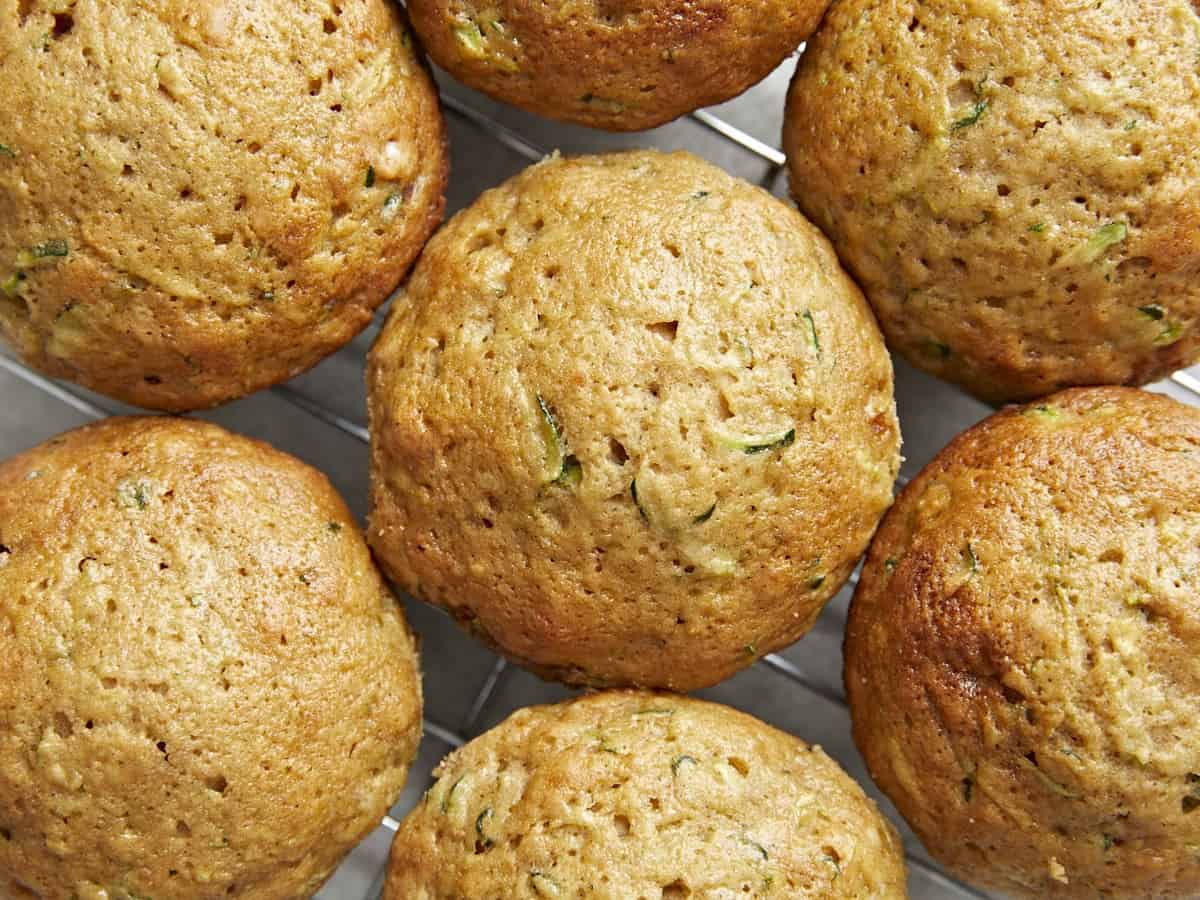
xmin=6 ymin=67 xmax=1200 ymax=900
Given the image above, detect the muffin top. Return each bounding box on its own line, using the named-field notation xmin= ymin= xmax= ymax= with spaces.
xmin=0 ymin=0 xmax=446 ymax=411
xmin=0 ymin=417 xmax=423 ymax=900
xmin=368 ymin=149 xmax=899 ymax=691
xmin=406 ymin=0 xmax=828 ymax=130
xmin=784 ymin=0 xmax=1200 ymax=403
xmin=846 ymin=387 xmax=1200 ymax=898
xmin=385 ymin=691 xmax=907 ymax=899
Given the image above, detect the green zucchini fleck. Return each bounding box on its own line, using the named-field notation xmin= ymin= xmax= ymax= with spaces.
xmin=535 ymin=393 xmax=580 ymax=486
xmin=453 ymin=22 xmax=485 ymax=57
xmin=535 ymin=394 xmax=560 ymax=455
xmin=745 ymin=429 xmax=795 ymax=454
xmin=1025 ymin=404 xmax=1061 ymax=420
xmin=691 ymin=190 xmax=711 ymax=200
xmin=1140 ymin=305 xmax=1183 ymax=343
xmin=1028 ymin=222 xmax=1046 ymax=234
xmin=801 ymin=309 xmax=821 ymax=355
xmin=808 ymin=574 xmax=826 ymax=590
xmin=951 ymin=72 xmax=991 ymax=132
xmin=823 ymin=852 xmax=842 ymax=881
xmin=1124 ymin=120 xmax=1138 ymax=131
xmin=327 ymin=522 xmax=342 ymax=533
xmin=883 ymin=557 xmax=898 ymax=573
xmin=383 ymin=192 xmax=404 ymax=216
xmin=1 ymin=272 xmax=26 ymax=297
xmin=1022 ymin=754 xmax=1079 ymax=799
xmin=744 ymin=642 xmax=758 ymax=657
xmin=670 ymin=754 xmax=698 ymax=775
xmin=693 ymin=502 xmax=716 ymax=524
xmin=440 ymin=775 xmax=465 ymax=813
xmin=925 ymin=340 xmax=952 ymax=360
xmin=115 ymin=479 xmax=149 ymax=510
xmin=951 ymin=98 xmax=989 ymax=131
xmin=593 ymin=732 xmax=620 ymax=755
xmin=716 ymin=428 xmax=796 ymax=455
xmin=260 ymin=290 xmax=275 ymax=302
xmin=630 ymin=479 xmax=649 ymax=522
xmin=962 ymin=773 xmax=975 ymax=803
xmin=1157 ymin=321 xmax=1183 ymax=345
xmin=1102 ymin=833 xmax=1116 ymax=851
xmin=964 ymin=543 xmax=979 ymax=576
xmin=741 ymin=837 xmax=769 ymax=861
xmin=0 ymin=144 xmax=14 ymax=158
xmin=365 ymin=166 xmax=376 ymax=188
xmin=32 ymin=239 xmax=69 ymax=259
xmin=554 ymin=455 xmax=582 ymax=488
xmin=1057 ymin=221 xmax=1128 ymax=267
xmin=475 ymin=807 xmax=494 ymax=849
xmin=1091 ymin=221 xmax=1129 ymax=253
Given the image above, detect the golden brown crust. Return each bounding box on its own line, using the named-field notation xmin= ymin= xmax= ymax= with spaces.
xmin=846 ymin=386 xmax=1200 ymax=897
xmin=407 ymin=0 xmax=829 ymax=130
xmin=384 ymin=691 xmax=908 ymax=899
xmin=0 ymin=417 xmax=423 ymax=900
xmin=367 ymin=149 xmax=900 ymax=691
xmin=784 ymin=0 xmax=1200 ymax=404
xmin=0 ymin=0 xmax=447 ymax=411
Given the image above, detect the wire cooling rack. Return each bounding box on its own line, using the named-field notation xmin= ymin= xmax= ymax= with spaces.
xmin=5 ymin=49 xmax=1200 ymax=900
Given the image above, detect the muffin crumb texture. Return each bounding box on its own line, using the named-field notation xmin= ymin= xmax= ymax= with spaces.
xmin=368 ymin=149 xmax=900 ymax=691
xmin=785 ymin=0 xmax=1200 ymax=403
xmin=0 ymin=417 xmax=423 ymax=900
xmin=0 ymin=0 xmax=446 ymax=410
xmin=385 ymin=691 xmax=908 ymax=898
xmin=406 ymin=0 xmax=830 ymax=130
xmin=846 ymin=387 xmax=1200 ymax=898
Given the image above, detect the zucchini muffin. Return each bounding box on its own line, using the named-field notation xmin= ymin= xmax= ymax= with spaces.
xmin=0 ymin=417 xmax=423 ymax=900
xmin=406 ymin=0 xmax=829 ymax=130
xmin=846 ymin=387 xmax=1200 ymax=897
xmin=368 ymin=149 xmax=900 ymax=691
xmin=0 ymin=0 xmax=446 ymax=411
xmin=384 ymin=691 xmax=908 ymax=898
xmin=784 ymin=0 xmax=1200 ymax=404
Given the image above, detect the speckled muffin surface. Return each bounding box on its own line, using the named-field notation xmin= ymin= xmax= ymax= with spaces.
xmin=784 ymin=0 xmax=1200 ymax=404
xmin=0 ymin=417 xmax=423 ymax=900
xmin=0 ymin=0 xmax=446 ymax=411
xmin=406 ymin=0 xmax=828 ymax=130
xmin=368 ymin=149 xmax=900 ymax=691
xmin=384 ymin=691 xmax=907 ymax=899
xmin=845 ymin=387 xmax=1200 ymax=898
